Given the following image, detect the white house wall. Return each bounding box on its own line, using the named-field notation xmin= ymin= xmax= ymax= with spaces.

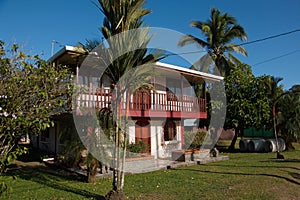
xmin=128 ymin=125 xmax=135 ymax=144
xmin=126 ymin=120 xmax=183 ymax=159
xmin=150 ymin=123 xmax=163 ymax=159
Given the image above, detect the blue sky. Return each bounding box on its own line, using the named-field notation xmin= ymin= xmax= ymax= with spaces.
xmin=1 ymin=0 xmax=299 ymax=89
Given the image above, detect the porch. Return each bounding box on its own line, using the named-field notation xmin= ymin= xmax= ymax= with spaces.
xmin=75 ymin=88 xmax=207 ymax=118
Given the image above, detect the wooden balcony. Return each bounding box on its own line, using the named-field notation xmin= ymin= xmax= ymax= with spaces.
xmin=75 ymin=88 xmax=207 ymax=119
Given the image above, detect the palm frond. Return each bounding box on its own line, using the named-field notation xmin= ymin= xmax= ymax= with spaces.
xmin=178 ymin=35 xmax=208 ymax=48
xmin=226 ymin=44 xmax=248 ymax=56
xmin=190 ymin=53 xmax=213 ymax=73
xmin=228 ymin=53 xmax=243 ymax=66
xmin=179 ymin=7 xmax=248 ymax=76
xmin=190 ymin=21 xmax=204 ymax=30
xmin=223 ymin=25 xmax=247 ymax=43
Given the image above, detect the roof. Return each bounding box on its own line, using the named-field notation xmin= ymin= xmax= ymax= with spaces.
xmin=156 ymin=62 xmax=223 ymax=81
xmin=48 ymin=45 xmax=224 ymax=82
xmin=47 ymin=45 xmax=76 ymax=63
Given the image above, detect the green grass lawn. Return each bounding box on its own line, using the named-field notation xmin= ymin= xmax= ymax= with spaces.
xmin=1 ymin=143 xmax=299 ymax=200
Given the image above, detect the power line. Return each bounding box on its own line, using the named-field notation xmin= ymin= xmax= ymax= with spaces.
xmin=253 ymin=49 xmax=300 ymax=66
xmin=238 ymin=29 xmax=300 ymax=46
xmin=165 ymin=28 xmax=300 ymax=57
xmin=166 ymin=50 xmax=207 ymax=57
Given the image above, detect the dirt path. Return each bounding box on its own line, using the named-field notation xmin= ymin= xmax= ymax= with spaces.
xmin=12 ymin=160 xmax=44 ymax=167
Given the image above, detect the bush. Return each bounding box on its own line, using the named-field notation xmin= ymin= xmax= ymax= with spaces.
xmin=184 ymin=131 xmax=207 ymax=149
xmin=127 ymin=140 xmax=147 ymax=153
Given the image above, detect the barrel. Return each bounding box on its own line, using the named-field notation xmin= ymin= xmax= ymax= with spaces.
xmin=248 ymin=139 xmax=265 ymax=152
xmin=264 ymin=138 xmax=286 ymax=152
xmin=239 ymin=139 xmax=250 ymax=152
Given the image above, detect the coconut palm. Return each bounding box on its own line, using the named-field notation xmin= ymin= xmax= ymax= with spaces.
xmin=256 ymin=76 xmax=283 ymax=128
xmin=264 ymin=76 xmax=284 ymax=101
xmin=276 ymin=85 xmax=300 ymax=151
xmin=178 ymin=8 xmax=247 ymax=76
xmin=260 ymin=76 xmax=284 ymax=157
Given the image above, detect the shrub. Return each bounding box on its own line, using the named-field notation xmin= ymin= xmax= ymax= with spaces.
xmin=184 ymin=131 xmax=207 ymax=149
xmin=127 ymin=140 xmax=147 ymax=153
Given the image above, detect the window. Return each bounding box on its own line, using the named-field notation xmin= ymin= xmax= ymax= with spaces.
xmin=163 ymin=119 xmax=177 ymax=141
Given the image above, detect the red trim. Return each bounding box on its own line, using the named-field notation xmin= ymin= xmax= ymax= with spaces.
xmin=75 ymin=108 xmax=207 ymax=119
xmin=127 ymin=110 xmax=207 ymax=119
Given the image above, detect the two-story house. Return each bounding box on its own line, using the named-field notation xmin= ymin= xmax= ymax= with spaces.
xmin=32 ymin=45 xmax=223 ymax=159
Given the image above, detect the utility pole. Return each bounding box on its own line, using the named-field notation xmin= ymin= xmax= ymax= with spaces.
xmin=51 ymin=40 xmax=55 ymax=56
xmin=51 ymin=40 xmax=63 ymax=56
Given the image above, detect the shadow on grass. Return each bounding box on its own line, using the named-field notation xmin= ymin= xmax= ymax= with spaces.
xmin=4 ymin=164 xmax=105 ymax=200
xmin=204 ymin=163 xmax=300 ymax=171
xmin=266 ymin=158 xmax=300 ymax=163
xmin=173 ymin=168 xmax=300 ymax=186
xmin=288 ymin=172 xmax=300 ymax=180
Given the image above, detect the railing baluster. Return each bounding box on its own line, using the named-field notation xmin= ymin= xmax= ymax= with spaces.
xmin=76 ymin=87 xmax=207 ymax=115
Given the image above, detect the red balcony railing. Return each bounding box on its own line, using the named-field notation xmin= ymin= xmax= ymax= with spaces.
xmin=75 ymin=88 xmax=207 ymax=118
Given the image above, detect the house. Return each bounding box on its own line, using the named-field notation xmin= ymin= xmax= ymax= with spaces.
xmin=32 ymin=45 xmax=224 ymax=160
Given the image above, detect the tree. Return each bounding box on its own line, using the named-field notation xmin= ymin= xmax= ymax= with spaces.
xmin=276 ymin=85 xmax=300 ymax=151
xmin=224 ymin=65 xmax=273 ymax=150
xmin=256 ymin=75 xmax=284 ymax=130
xmin=75 ymin=0 xmax=164 ymax=198
xmin=178 ymin=8 xmax=247 ymax=76
xmin=225 ymin=65 xmax=255 ymax=150
xmin=0 ymin=41 xmax=72 ymax=172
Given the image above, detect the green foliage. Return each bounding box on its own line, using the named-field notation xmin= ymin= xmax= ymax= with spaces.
xmin=256 ymin=75 xmax=284 ymax=129
xmin=127 ymin=140 xmax=147 ymax=153
xmin=0 ymin=40 xmax=72 ymax=171
xmin=59 ymin=124 xmax=85 ymax=168
xmin=97 ymin=108 xmax=114 ymax=139
xmin=77 ymin=0 xmax=166 ymax=192
xmin=224 ymin=65 xmax=273 ymax=131
xmin=178 ymin=8 xmax=247 ymax=76
xmin=0 ymin=146 xmax=27 ymax=173
xmin=184 ymin=131 xmax=207 ymax=149
xmin=0 ymin=182 xmax=8 ymax=196
xmin=277 ymin=86 xmax=300 ymax=144
xmin=225 ymin=65 xmax=255 ymax=129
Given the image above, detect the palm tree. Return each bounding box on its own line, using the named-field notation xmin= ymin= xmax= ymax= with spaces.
xmin=264 ymin=76 xmax=284 ymax=100
xmin=275 ymin=85 xmax=300 ymax=152
xmin=257 ymin=76 xmax=284 ymax=128
xmin=178 ymin=8 xmax=247 ymax=76
xmin=76 ymin=0 xmax=164 ymax=198
xmin=261 ymin=76 xmax=284 ymax=157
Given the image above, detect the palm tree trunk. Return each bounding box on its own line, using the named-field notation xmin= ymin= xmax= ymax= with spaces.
xmin=120 ymin=90 xmax=130 ymax=189
xmin=112 ymin=88 xmax=120 ymax=191
xmin=273 ymin=106 xmax=280 ymax=154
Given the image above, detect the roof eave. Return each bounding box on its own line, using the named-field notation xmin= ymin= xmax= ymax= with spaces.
xmin=47 ymin=45 xmax=76 ymax=63
xmin=155 ymin=62 xmax=224 ymax=81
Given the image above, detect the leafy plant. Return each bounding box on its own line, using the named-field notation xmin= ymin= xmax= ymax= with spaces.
xmin=277 ymin=85 xmax=300 ymax=150
xmin=127 ymin=140 xmax=147 ymax=153
xmin=0 ymin=40 xmax=72 ymax=171
xmin=184 ymin=131 xmax=207 ymax=149
xmin=76 ymin=0 xmax=165 ymax=196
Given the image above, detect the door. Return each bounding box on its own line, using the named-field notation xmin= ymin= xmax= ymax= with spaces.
xmin=135 ymin=120 xmax=151 ymax=153
xmin=132 ymin=90 xmax=151 ymax=110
